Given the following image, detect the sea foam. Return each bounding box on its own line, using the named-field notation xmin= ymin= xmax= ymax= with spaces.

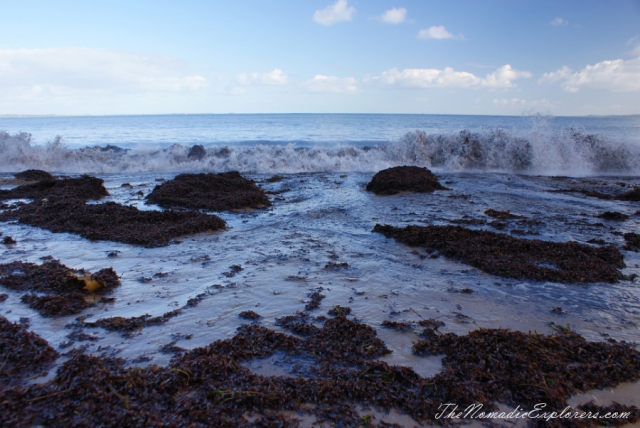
xmin=1 ymin=125 xmax=638 ymax=176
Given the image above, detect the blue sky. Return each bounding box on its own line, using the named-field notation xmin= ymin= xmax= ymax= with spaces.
xmin=1 ymin=0 xmax=639 ymax=116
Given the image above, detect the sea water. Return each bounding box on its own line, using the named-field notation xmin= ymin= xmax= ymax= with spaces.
xmin=1 ymin=114 xmax=640 ymax=420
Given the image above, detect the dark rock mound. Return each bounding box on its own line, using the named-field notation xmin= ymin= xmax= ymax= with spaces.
xmin=187 ymin=144 xmax=206 ymax=160
xmin=0 ymin=316 xmax=59 ymax=384
xmin=0 ymin=175 xmax=108 ymax=202
xmin=373 ymin=224 xmax=624 ymax=283
xmin=0 ymin=200 xmax=226 ymax=248
xmin=619 ymin=187 xmax=640 ymax=201
xmin=597 ymin=211 xmax=629 ymax=220
xmin=366 ymin=166 xmax=445 ymax=195
xmin=146 ymin=172 xmax=271 ymax=211
xmin=14 ymin=169 xmax=54 ymax=182
xmin=624 ymin=232 xmax=640 ymax=252
xmin=484 ymin=209 xmax=520 ymax=219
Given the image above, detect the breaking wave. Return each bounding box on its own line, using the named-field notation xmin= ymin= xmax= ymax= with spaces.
xmin=1 ymin=126 xmax=638 ymax=176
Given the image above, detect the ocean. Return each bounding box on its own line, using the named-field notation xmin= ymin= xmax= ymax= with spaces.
xmin=1 ymin=113 xmax=640 ymax=424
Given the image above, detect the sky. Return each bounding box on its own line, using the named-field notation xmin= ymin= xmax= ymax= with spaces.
xmin=1 ymin=0 xmax=639 ymax=116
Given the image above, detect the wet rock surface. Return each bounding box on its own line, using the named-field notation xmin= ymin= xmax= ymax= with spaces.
xmin=0 ymin=260 xmax=120 ymax=317
xmin=366 ymin=166 xmax=446 ymax=195
xmin=373 ymin=224 xmax=625 ymax=283
xmin=1 ymin=312 xmax=639 ymax=427
xmin=0 ymin=175 xmax=108 ymax=202
xmin=0 ymin=200 xmax=226 ymax=247
xmin=146 ymin=172 xmax=271 ymax=211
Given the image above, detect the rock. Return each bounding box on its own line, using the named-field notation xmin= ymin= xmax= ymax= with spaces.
xmin=187 ymin=144 xmax=206 ymax=160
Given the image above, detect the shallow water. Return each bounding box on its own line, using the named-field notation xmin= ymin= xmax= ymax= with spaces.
xmin=1 ymin=170 xmax=640 ymax=425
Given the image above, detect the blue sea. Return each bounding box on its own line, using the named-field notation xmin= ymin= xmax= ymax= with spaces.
xmin=1 ymin=113 xmax=640 ymax=418
xmin=1 ymin=113 xmax=640 ymax=175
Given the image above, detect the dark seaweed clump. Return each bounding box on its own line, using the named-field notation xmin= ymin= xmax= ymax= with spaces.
xmin=412 ymin=324 xmax=640 ymax=416
xmin=146 ymin=172 xmax=271 ymax=211
xmin=305 ymin=290 xmax=325 ymax=311
xmin=373 ymin=224 xmax=624 ymax=283
xmin=0 ymin=316 xmax=59 ymax=385
xmin=0 ymin=260 xmax=120 ymax=317
xmin=14 ymin=169 xmax=54 ymax=182
xmin=238 ymin=310 xmax=261 ymax=320
xmin=559 ymin=186 xmax=640 ymax=202
xmin=484 ymin=209 xmax=520 ymax=219
xmin=0 ymin=175 xmax=108 ymax=202
xmin=77 ymin=292 xmax=210 ymax=336
xmin=618 ymin=187 xmax=640 ymax=201
xmin=0 ymin=200 xmax=226 ymax=248
xmin=597 ymin=211 xmax=630 ymax=221
xmin=624 ymin=232 xmax=640 ymax=252
xmin=3 ymin=312 xmax=640 ymax=427
xmin=366 ymin=166 xmax=445 ymax=195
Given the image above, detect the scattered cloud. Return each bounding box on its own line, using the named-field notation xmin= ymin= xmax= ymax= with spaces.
xmin=540 ymin=57 xmax=640 ymax=92
xmin=304 ymin=74 xmax=358 ymax=93
xmin=379 ymin=7 xmax=407 ymax=24
xmin=0 ymin=47 xmax=209 ymax=93
xmin=234 ymin=69 xmax=288 ymax=86
xmin=313 ymin=0 xmax=356 ymax=26
xmin=493 ymin=98 xmax=552 ymax=107
xmin=367 ymin=64 xmax=531 ymax=89
xmin=417 ymin=25 xmax=463 ymax=40
xmin=549 ymin=17 xmax=568 ymax=26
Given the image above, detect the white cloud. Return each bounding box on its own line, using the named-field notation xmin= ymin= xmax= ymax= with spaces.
xmin=234 ymin=69 xmax=288 ymax=87
xmin=549 ymin=17 xmax=568 ymax=26
xmin=379 ymin=7 xmax=406 ymax=24
xmin=368 ymin=64 xmax=531 ymax=89
xmin=417 ymin=25 xmax=459 ymax=40
xmin=540 ymin=57 xmax=640 ymax=92
xmin=0 ymin=47 xmax=208 ymax=93
xmin=313 ymin=0 xmax=356 ymax=26
xmin=304 ymin=74 xmax=358 ymax=93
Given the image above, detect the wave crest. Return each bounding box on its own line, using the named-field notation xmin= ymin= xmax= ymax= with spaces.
xmin=1 ymin=126 xmax=637 ymax=176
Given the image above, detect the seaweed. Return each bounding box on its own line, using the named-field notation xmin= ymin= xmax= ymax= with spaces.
xmin=146 ymin=172 xmax=271 ymax=211
xmin=2 ymin=312 xmax=640 ymax=426
xmin=0 ymin=200 xmax=226 ymax=247
xmin=0 ymin=175 xmax=108 ymax=202
xmin=366 ymin=166 xmax=445 ymax=196
xmin=0 ymin=316 xmax=59 ymax=385
xmin=14 ymin=170 xmax=54 ymax=182
xmin=0 ymin=260 xmax=120 ymax=317
xmin=373 ymin=224 xmax=625 ymax=283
